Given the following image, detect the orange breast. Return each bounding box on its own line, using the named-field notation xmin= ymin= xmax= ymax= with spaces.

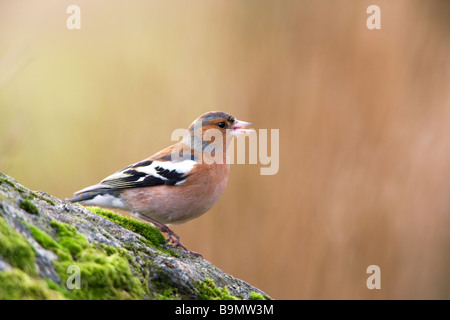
xmin=121 ymin=162 xmax=230 ymax=224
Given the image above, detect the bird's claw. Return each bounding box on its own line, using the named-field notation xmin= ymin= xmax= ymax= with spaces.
xmin=136 ymin=214 xmax=203 ymax=258
xmin=163 ymin=228 xmax=203 ymax=258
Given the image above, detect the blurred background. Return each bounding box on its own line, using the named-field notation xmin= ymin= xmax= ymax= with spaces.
xmin=1 ymin=0 xmax=450 ymax=299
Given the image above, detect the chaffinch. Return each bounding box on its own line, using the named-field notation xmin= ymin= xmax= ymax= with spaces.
xmin=68 ymin=111 xmax=253 ymax=257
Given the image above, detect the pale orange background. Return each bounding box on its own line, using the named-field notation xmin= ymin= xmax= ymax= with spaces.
xmin=1 ymin=1 xmax=450 ymax=299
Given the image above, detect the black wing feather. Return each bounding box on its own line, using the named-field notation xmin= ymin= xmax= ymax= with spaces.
xmin=100 ymin=161 xmax=190 ymax=190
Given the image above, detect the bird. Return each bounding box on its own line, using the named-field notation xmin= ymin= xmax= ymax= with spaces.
xmin=67 ymin=111 xmax=253 ymax=257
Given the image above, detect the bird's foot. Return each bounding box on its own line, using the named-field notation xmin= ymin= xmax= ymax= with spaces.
xmin=137 ymin=214 xmax=203 ymax=258
xmin=160 ymin=225 xmax=203 ymax=258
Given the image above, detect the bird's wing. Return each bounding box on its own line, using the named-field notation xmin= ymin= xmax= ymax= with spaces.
xmin=99 ymin=157 xmax=197 ymax=190
xmin=73 ymin=143 xmax=198 ymax=195
xmin=74 ymin=157 xmax=196 ymax=197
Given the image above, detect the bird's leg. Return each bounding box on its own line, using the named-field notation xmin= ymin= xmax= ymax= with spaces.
xmin=136 ymin=214 xmax=203 ymax=258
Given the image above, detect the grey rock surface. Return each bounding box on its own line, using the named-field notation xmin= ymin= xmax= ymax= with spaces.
xmin=0 ymin=172 xmax=269 ymax=300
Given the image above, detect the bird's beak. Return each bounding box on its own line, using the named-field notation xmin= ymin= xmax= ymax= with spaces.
xmin=231 ymin=119 xmax=254 ymax=135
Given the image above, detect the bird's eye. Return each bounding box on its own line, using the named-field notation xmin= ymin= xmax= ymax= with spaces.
xmin=217 ymin=122 xmax=226 ymax=128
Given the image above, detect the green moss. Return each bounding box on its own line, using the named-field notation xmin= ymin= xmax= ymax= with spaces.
xmin=153 ymin=287 xmax=181 ymax=300
xmin=0 ymin=218 xmax=68 ymax=299
xmin=54 ymin=253 xmax=144 ymax=300
xmin=0 ymin=177 xmax=15 ymax=187
xmin=28 ymin=192 xmax=56 ymax=206
xmin=26 ymin=224 xmax=59 ymax=249
xmin=249 ymin=292 xmax=265 ymax=300
xmin=44 ymin=278 xmax=69 ymax=296
xmin=86 ymin=207 xmax=164 ymax=246
xmin=196 ymin=278 xmax=239 ymax=300
xmin=0 ymin=175 xmax=55 ymax=206
xmin=148 ymin=271 xmax=184 ymax=300
xmin=0 ymin=217 xmax=37 ymax=276
xmin=8 ymin=181 xmax=27 ymax=194
xmin=22 ymin=190 xmax=56 ymax=206
xmin=19 ymin=199 xmax=39 ymax=215
xmin=26 ymin=220 xmax=146 ymax=300
xmin=0 ymin=269 xmax=65 ymax=300
xmin=195 ymin=279 xmax=268 ymax=300
xmin=86 ymin=206 xmax=177 ymax=257
xmin=50 ymin=221 xmax=89 ymax=257
xmin=25 ymin=223 xmax=72 ymax=261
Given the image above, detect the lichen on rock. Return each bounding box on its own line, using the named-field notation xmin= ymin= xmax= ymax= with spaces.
xmin=0 ymin=172 xmax=270 ymax=300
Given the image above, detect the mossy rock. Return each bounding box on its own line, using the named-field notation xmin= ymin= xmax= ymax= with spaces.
xmin=0 ymin=172 xmax=270 ymax=300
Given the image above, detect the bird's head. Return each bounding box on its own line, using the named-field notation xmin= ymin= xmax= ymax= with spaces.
xmin=181 ymin=111 xmax=254 ymax=160
xmin=194 ymin=111 xmax=253 ymax=135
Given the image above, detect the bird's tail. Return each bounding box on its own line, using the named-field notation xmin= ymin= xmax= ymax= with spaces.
xmin=66 ymin=190 xmax=104 ymax=203
xmin=66 ymin=184 xmax=125 ymax=209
